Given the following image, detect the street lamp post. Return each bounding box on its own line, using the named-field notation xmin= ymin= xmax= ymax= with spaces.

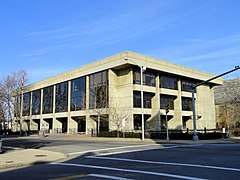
xmin=192 ymin=66 xmax=240 ymax=141
xmin=124 ymin=57 xmax=146 ymax=141
xmin=20 ymin=85 xmax=23 ymax=136
xmin=19 ymin=79 xmax=24 ymax=136
xmin=140 ymin=65 xmax=145 ymax=141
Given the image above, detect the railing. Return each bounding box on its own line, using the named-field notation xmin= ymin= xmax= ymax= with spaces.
xmin=88 ymin=128 xmax=97 ymax=137
xmin=53 ymin=128 xmax=62 ymax=134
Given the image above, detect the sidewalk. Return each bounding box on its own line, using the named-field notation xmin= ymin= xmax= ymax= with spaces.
xmin=0 ymin=149 xmax=65 ymax=169
xmin=57 ymin=134 xmax=240 ymax=144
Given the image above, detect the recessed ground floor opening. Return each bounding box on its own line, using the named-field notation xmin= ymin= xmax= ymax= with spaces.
xmin=72 ymin=116 xmax=86 ymax=133
xmin=43 ymin=118 xmax=53 ymax=133
xmin=133 ymin=114 xmax=151 ymax=130
xmin=56 ymin=117 xmax=68 ymax=133
xmin=182 ymin=116 xmax=191 ymax=130
xmin=32 ymin=119 xmax=40 ymax=131
xmin=90 ymin=115 xmax=109 ymax=133
xmin=23 ymin=120 xmax=30 ymax=132
xmin=160 ymin=115 xmax=174 ymax=130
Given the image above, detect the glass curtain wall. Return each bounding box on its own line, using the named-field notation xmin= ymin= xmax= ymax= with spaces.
xmin=23 ymin=92 xmax=30 ymax=116
xmin=32 ymin=89 xmax=41 ymax=115
xmin=89 ymin=71 xmax=108 ymax=109
xmin=71 ymin=77 xmax=86 ymax=111
xmin=43 ymin=86 xmax=53 ymax=114
xmin=55 ymin=82 xmax=68 ymax=113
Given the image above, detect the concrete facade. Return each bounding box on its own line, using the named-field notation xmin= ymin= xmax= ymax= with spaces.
xmin=13 ymin=51 xmax=222 ymax=134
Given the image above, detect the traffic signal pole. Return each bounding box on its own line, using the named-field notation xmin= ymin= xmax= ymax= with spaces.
xmin=165 ymin=104 xmax=170 ymax=141
xmin=192 ymin=66 xmax=240 ymax=141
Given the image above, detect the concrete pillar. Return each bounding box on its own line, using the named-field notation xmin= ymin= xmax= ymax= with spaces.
xmin=85 ymin=75 xmax=90 ymax=134
xmin=29 ymin=91 xmax=33 ymax=131
xmin=148 ymin=74 xmax=160 ymax=131
xmin=40 ymin=89 xmax=43 ymax=115
xmin=52 ymin=85 xmax=56 ymax=133
xmin=67 ymin=81 xmax=71 ymax=134
xmin=168 ymin=78 xmax=183 ymax=129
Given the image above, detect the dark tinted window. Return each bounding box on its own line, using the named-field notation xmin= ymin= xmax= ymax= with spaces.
xmin=23 ymin=92 xmax=30 ymax=116
xmin=133 ymin=69 xmax=156 ymax=86
xmin=181 ymin=79 xmax=198 ymax=92
xmin=133 ymin=91 xmax=153 ymax=108
xmin=32 ymin=89 xmax=41 ymax=115
xmin=89 ymin=71 xmax=108 ymax=109
xmin=182 ymin=97 xmax=192 ymax=111
xmin=160 ymin=75 xmax=178 ymax=90
xmin=160 ymin=94 xmax=176 ymax=110
xmin=43 ymin=86 xmax=53 ymax=114
xmin=55 ymin=82 xmax=68 ymax=113
xmin=71 ymin=77 xmax=86 ymax=111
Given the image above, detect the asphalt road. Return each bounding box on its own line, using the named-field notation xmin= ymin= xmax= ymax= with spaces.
xmin=1 ymin=139 xmax=240 ymax=180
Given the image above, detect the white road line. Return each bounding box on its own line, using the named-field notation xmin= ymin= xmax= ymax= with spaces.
xmin=68 ymin=144 xmax=202 ymax=157
xmin=89 ymin=173 xmax=133 ymax=180
xmin=51 ymin=162 xmax=208 ymax=180
xmin=86 ymin=156 xmax=240 ymax=172
xmin=92 ymin=144 xmax=202 ymax=156
xmin=67 ymin=144 xmax=162 ymax=156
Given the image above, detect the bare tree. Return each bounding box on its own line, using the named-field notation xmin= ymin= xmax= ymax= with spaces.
xmin=108 ymin=99 xmax=130 ymax=138
xmin=215 ymin=78 xmax=240 ymax=132
xmin=0 ymin=70 xmax=28 ymax=132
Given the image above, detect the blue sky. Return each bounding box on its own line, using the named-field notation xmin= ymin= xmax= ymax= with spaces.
xmin=0 ymin=0 xmax=240 ymax=84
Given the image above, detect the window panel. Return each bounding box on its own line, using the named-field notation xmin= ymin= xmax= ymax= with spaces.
xmin=181 ymin=79 xmax=198 ymax=92
xmin=133 ymin=91 xmax=153 ymax=108
xmin=89 ymin=71 xmax=109 ymax=109
xmin=160 ymin=94 xmax=176 ymax=110
xmin=182 ymin=97 xmax=193 ymax=111
xmin=71 ymin=77 xmax=86 ymax=111
xmin=43 ymin=86 xmax=53 ymax=114
xmin=160 ymin=75 xmax=178 ymax=90
xmin=32 ymin=89 xmax=41 ymax=115
xmin=55 ymin=82 xmax=68 ymax=113
xmin=23 ymin=92 xmax=30 ymax=116
xmin=133 ymin=68 xmax=156 ymax=87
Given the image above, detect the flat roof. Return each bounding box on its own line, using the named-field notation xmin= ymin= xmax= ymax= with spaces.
xmin=26 ymin=51 xmax=223 ymax=91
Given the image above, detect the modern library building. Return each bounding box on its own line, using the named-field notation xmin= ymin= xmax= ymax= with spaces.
xmin=13 ymin=51 xmax=222 ymax=134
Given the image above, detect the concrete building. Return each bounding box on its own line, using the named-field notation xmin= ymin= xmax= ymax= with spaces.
xmin=13 ymin=51 xmax=222 ymax=134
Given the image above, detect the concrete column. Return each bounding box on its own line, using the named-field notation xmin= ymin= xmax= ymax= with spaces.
xmin=40 ymin=89 xmax=43 ymax=115
xmin=52 ymin=85 xmax=56 ymax=133
xmin=148 ymin=74 xmax=160 ymax=131
xmin=30 ymin=92 xmax=32 ymax=116
xmin=67 ymin=81 xmax=71 ymax=134
xmin=85 ymin=75 xmax=90 ymax=134
xmin=86 ymin=76 xmax=89 ymax=110
xmin=171 ymin=78 xmax=183 ymax=129
xmin=29 ymin=91 xmax=33 ymax=131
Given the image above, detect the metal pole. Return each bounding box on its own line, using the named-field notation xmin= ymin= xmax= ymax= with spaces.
xmin=192 ymin=89 xmax=198 ymax=141
xmin=140 ymin=66 xmax=145 ymax=141
xmin=166 ymin=113 xmax=169 ymax=141
xmin=20 ymin=87 xmax=23 ymax=136
xmin=159 ymin=109 xmax=161 ymax=131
